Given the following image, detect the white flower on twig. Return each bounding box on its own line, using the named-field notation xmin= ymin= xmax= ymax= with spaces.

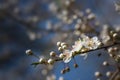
xmin=72 ymin=40 xmax=83 ymax=52
xmin=62 ymin=50 xmax=72 ymax=63
xmin=82 ymin=35 xmax=101 ymax=50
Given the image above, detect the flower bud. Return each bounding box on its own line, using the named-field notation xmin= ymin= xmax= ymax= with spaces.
xmin=62 ymin=45 xmax=67 ymax=49
xmin=39 ymin=58 xmax=45 ymax=64
xmin=58 ymin=47 xmax=63 ymax=51
xmin=50 ymin=51 xmax=56 ymax=57
xmin=74 ymin=63 xmax=78 ymax=68
xmin=103 ymin=61 xmax=109 ymax=66
xmin=61 ymin=42 xmax=67 ymax=47
xmin=106 ymin=71 xmax=112 ymax=77
xmin=87 ymin=13 xmax=95 ymax=20
xmin=61 ymin=69 xmax=66 ymax=74
xmin=108 ymin=48 xmax=114 ymax=53
xmin=26 ymin=49 xmax=33 ymax=56
xmin=95 ymin=71 xmax=102 ymax=77
xmin=59 ymin=54 xmax=64 ymax=59
xmin=57 ymin=42 xmax=61 ymax=47
xmin=109 ymin=53 xmax=116 ymax=58
xmin=86 ymin=8 xmax=91 ymax=14
xmin=115 ymin=55 xmax=120 ymax=62
xmin=65 ymin=67 xmax=70 ymax=72
xmin=48 ymin=59 xmax=54 ymax=64
xmin=113 ymin=33 xmax=118 ymax=38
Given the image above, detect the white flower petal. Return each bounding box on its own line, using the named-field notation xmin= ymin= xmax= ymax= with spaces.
xmin=80 ymin=53 xmax=88 ymax=59
xmin=62 ymin=50 xmax=72 ymax=63
xmin=72 ymin=40 xmax=83 ymax=52
xmin=63 ymin=57 xmax=72 ymax=63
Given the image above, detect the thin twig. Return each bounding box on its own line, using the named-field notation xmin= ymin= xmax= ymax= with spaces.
xmin=54 ymin=42 xmax=120 ymax=61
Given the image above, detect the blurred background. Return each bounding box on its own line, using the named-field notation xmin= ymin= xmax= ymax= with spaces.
xmin=0 ymin=0 xmax=120 ymax=80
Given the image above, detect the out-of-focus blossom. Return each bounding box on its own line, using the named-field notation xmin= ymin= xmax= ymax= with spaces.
xmin=115 ymin=1 xmax=120 ymax=13
xmin=46 ymin=74 xmax=56 ymax=80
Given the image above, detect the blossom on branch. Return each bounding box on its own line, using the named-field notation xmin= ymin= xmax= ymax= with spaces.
xmin=62 ymin=50 xmax=72 ymax=63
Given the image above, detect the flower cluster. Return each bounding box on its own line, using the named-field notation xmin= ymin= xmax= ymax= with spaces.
xmin=26 ymin=35 xmax=102 ymax=74
xmin=24 ymin=26 xmax=120 ymax=79
xmin=26 ymin=35 xmax=101 ymax=66
xmin=59 ymin=35 xmax=101 ymax=63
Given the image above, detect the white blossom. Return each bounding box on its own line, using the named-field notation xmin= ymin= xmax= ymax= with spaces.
xmin=82 ymin=36 xmax=101 ymax=50
xmin=72 ymin=40 xmax=83 ymax=52
xmin=62 ymin=50 xmax=72 ymax=63
xmin=71 ymin=35 xmax=101 ymax=59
